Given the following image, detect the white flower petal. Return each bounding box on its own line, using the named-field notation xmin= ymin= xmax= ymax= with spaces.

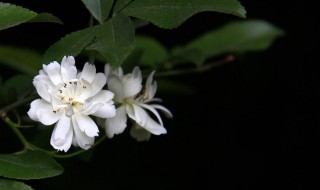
xmin=105 ymin=106 xmax=127 ymax=138
xmin=28 ymin=99 xmax=62 ymax=125
xmin=72 ymin=115 xmax=95 ymax=149
xmin=51 ymin=128 xmax=73 ymax=152
xmin=61 ymin=56 xmax=77 ymax=82
xmin=140 ymin=115 xmax=167 ymax=135
xmin=39 ymin=69 xmax=46 ymax=75
xmin=93 ymin=103 xmax=116 ymax=118
xmin=107 ymin=75 xmax=124 ymax=102
xmin=37 ymin=108 xmax=62 ymax=126
xmin=27 ymin=99 xmax=45 ymax=121
xmin=90 ymin=73 xmax=106 ymax=96
xmin=74 ymin=114 xmax=99 ymax=137
xmin=145 ymin=71 xmax=157 ymax=100
xmin=104 ymin=64 xmax=111 ymax=77
xmin=44 ymin=61 xmax=63 ymax=85
xmin=150 ymin=104 xmax=173 ymax=118
xmin=80 ymin=63 xmax=96 ymax=83
xmin=81 ymin=90 xmax=115 ymax=115
xmin=52 ymin=114 xmax=71 ymax=140
xmin=34 ymin=81 xmax=51 ymax=102
xmin=139 ymin=103 xmax=164 ymax=126
xmin=77 ymin=79 xmax=93 ymax=100
xmin=50 ymin=115 xmax=73 ymax=152
xmin=94 ymin=90 xmax=114 ymax=103
xmin=130 ymin=125 xmax=151 ymax=141
xmin=33 ymin=74 xmax=54 ymax=88
xmin=126 ymin=104 xmax=147 ymax=127
xmin=123 ymin=67 xmax=142 ymax=98
xmin=105 ymin=64 xmax=123 ymax=77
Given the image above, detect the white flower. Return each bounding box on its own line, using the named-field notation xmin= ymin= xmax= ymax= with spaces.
xmin=27 ymin=56 xmax=116 ymax=152
xmin=104 ymin=64 xmax=172 ymax=141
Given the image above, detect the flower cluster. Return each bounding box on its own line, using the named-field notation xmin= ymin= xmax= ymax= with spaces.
xmin=28 ymin=56 xmax=171 ymax=152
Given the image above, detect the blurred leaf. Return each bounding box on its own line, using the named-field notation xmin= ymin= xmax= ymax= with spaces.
xmin=43 ymin=26 xmax=97 ymax=64
xmin=0 ymin=179 xmax=34 ymax=190
xmin=27 ymin=13 xmax=63 ymax=24
xmin=87 ymin=14 xmax=135 ymax=67
xmin=122 ymin=0 xmax=246 ymax=29
xmin=185 ymin=20 xmax=285 ymax=62
xmin=82 ymin=0 xmax=102 ymax=23
xmin=134 ymin=36 xmax=168 ymax=67
xmin=0 ymin=151 xmax=63 ymax=180
xmin=121 ymin=49 xmax=143 ymax=72
xmin=3 ymin=75 xmax=33 ymax=99
xmin=171 ymin=48 xmax=205 ymax=66
xmin=0 ymin=45 xmax=42 ymax=74
xmin=0 ymin=2 xmax=61 ymax=31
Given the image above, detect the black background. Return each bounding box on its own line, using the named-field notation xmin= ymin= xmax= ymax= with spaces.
xmin=1 ymin=0 xmax=315 ymax=189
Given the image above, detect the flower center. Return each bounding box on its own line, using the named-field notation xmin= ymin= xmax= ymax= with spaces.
xmin=52 ymin=79 xmax=87 ymax=116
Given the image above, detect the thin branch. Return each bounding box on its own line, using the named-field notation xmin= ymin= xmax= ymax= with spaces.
xmin=0 ymin=95 xmax=36 ymax=114
xmin=155 ymin=55 xmax=235 ymax=78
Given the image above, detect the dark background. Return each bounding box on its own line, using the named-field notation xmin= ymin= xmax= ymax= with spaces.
xmin=1 ymin=0 xmax=315 ymax=189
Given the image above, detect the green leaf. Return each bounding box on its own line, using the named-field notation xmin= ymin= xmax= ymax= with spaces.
xmin=171 ymin=47 xmax=205 ymax=66
xmin=81 ymin=0 xmax=114 ymax=23
xmin=184 ymin=20 xmax=285 ymax=61
xmin=0 ymin=151 xmax=63 ymax=180
xmin=0 ymin=45 xmax=42 ymax=74
xmin=0 ymin=179 xmax=34 ymax=190
xmin=122 ymin=0 xmax=246 ymax=29
xmin=113 ymin=0 xmax=133 ymax=15
xmin=27 ymin=13 xmax=63 ymax=24
xmin=87 ymin=14 xmax=135 ymax=67
xmin=100 ymin=0 xmax=114 ymax=21
xmin=82 ymin=0 xmax=102 ymax=23
xmin=0 ymin=3 xmax=36 ymax=31
xmin=0 ymin=3 xmax=61 ymax=31
xmin=3 ymin=75 xmax=33 ymax=99
xmin=43 ymin=27 xmax=97 ymax=64
xmin=134 ymin=36 xmax=168 ymax=67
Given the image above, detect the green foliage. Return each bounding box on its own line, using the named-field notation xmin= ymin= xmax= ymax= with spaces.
xmin=0 ymin=179 xmax=34 ymax=190
xmin=171 ymin=48 xmax=206 ymax=67
xmin=81 ymin=0 xmax=115 ymax=24
xmin=0 ymin=151 xmax=63 ymax=180
xmin=0 ymin=2 xmax=36 ymax=31
xmin=132 ymin=36 xmax=168 ymax=67
xmin=113 ymin=0 xmax=133 ymax=15
xmin=43 ymin=27 xmax=97 ymax=64
xmin=43 ymin=14 xmax=134 ymax=67
xmin=0 ymin=45 xmax=42 ymax=74
xmin=183 ymin=20 xmax=285 ymax=65
xmin=87 ymin=14 xmax=135 ymax=67
xmin=26 ymin=13 xmax=63 ymax=24
xmin=122 ymin=0 xmax=246 ymax=29
xmin=2 ymin=75 xmax=33 ymax=99
xmin=0 ymin=1 xmax=286 ymax=189
xmin=81 ymin=0 xmax=103 ymax=24
xmin=100 ymin=0 xmax=114 ymax=22
xmin=0 ymin=2 xmax=61 ymax=31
